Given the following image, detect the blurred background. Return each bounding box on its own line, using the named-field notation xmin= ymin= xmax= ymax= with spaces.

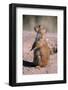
xmin=23 ymin=15 xmax=57 ymax=33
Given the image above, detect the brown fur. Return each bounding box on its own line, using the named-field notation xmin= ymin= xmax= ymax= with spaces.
xmin=33 ymin=25 xmax=50 ymax=67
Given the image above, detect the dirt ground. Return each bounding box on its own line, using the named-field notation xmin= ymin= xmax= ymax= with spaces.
xmin=23 ymin=31 xmax=57 ymax=75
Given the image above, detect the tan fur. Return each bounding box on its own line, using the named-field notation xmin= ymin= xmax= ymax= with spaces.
xmin=33 ymin=25 xmax=50 ymax=67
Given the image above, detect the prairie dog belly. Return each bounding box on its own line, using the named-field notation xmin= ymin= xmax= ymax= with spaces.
xmin=39 ymin=41 xmax=50 ymax=67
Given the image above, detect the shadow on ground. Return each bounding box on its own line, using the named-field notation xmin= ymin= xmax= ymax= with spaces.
xmin=23 ymin=60 xmax=36 ymax=67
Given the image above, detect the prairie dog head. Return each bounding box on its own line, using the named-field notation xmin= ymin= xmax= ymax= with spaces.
xmin=34 ymin=25 xmax=47 ymax=35
xmin=34 ymin=25 xmax=47 ymax=41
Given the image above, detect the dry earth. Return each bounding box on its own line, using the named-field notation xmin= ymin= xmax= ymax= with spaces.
xmin=23 ymin=31 xmax=57 ymax=75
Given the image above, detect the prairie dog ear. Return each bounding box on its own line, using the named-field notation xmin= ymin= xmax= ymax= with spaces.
xmin=34 ymin=26 xmax=39 ymax=32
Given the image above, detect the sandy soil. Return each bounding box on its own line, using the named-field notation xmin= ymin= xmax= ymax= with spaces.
xmin=23 ymin=31 xmax=57 ymax=75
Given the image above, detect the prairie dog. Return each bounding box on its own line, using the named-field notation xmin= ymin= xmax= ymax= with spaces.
xmin=31 ymin=25 xmax=50 ymax=67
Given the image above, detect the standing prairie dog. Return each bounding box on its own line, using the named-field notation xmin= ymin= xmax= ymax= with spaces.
xmin=31 ymin=25 xmax=50 ymax=67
